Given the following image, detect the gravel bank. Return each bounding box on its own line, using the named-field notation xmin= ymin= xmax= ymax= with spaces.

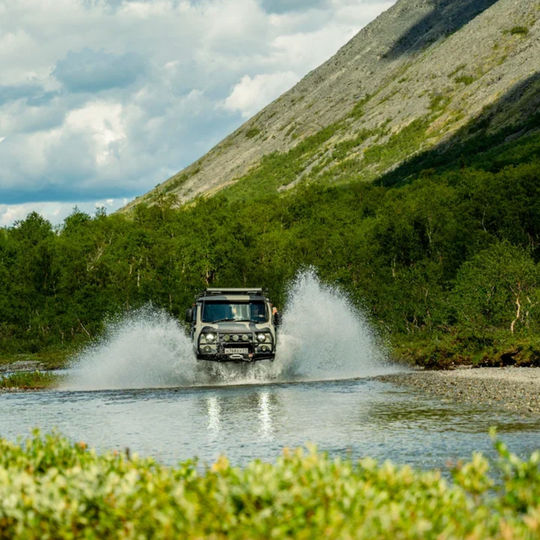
xmin=379 ymin=367 xmax=540 ymax=414
xmin=0 ymin=360 xmax=45 ymax=373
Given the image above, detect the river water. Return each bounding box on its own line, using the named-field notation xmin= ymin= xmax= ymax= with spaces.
xmin=1 ymin=273 xmax=537 ymax=468
xmin=0 ymin=378 xmax=538 ymax=468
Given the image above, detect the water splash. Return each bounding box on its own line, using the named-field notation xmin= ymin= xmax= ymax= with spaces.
xmin=62 ymin=307 xmax=196 ymax=390
xmin=62 ymin=271 xmax=399 ymax=390
xmin=276 ymin=270 xmax=393 ymax=380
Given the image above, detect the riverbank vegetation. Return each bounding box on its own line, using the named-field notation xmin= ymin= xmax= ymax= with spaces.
xmin=0 ymin=431 xmax=537 ymax=538
xmin=0 ymin=123 xmax=538 ymax=368
xmin=0 ymin=350 xmax=72 ymax=371
xmin=0 ymin=371 xmax=58 ymax=390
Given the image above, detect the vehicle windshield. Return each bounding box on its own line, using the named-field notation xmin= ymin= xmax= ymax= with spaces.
xmin=201 ymin=301 xmax=268 ymax=323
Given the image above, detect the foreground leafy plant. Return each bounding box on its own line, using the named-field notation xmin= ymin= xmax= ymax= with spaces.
xmin=0 ymin=431 xmax=538 ymax=538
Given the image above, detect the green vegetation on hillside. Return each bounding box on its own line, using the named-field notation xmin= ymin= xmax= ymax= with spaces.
xmin=0 ymin=125 xmax=538 ymax=367
xmin=213 ymin=101 xmax=442 ymax=202
xmin=507 ymin=26 xmax=529 ymax=36
xmin=1 ymin=79 xmax=539 ymax=367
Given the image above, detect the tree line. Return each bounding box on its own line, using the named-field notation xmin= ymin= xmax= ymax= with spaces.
xmin=0 ymin=159 xmax=538 ymax=364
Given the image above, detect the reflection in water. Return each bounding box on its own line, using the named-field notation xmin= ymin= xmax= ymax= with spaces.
xmin=0 ymin=379 xmax=538 ymax=469
xmin=258 ymin=391 xmax=273 ymax=439
xmin=206 ymin=396 xmax=221 ymax=437
xmin=203 ymin=390 xmax=277 ymax=442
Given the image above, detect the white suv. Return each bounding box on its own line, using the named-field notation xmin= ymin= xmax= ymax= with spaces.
xmin=186 ymin=288 xmax=279 ymax=362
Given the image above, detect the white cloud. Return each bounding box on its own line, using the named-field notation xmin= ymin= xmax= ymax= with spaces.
xmin=0 ymin=0 xmax=397 ymax=225
xmin=66 ymin=101 xmax=126 ymax=165
xmin=224 ymin=71 xmax=300 ymax=118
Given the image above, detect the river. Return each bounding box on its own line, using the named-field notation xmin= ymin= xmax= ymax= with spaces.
xmin=0 ymin=377 xmax=538 ymax=468
xmin=1 ymin=272 xmax=537 ymax=468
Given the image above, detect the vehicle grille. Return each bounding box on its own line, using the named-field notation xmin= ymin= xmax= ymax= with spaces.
xmin=219 ymin=333 xmax=252 ymax=344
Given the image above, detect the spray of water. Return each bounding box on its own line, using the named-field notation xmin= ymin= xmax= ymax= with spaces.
xmin=276 ymin=270 xmax=392 ymax=380
xmin=62 ymin=271 xmax=399 ymax=390
xmin=62 ymin=307 xmax=196 ymax=390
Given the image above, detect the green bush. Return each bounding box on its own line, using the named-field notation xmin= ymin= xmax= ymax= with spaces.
xmin=0 ymin=371 xmax=58 ymax=389
xmin=0 ymin=432 xmax=538 ymax=538
xmin=452 ymin=241 xmax=539 ymax=336
xmin=245 ymin=127 xmax=261 ymax=139
xmin=454 ymin=75 xmax=476 ymax=85
xmin=508 ymin=26 xmax=529 ymax=36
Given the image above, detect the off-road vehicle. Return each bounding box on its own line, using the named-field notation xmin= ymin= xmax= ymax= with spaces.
xmin=185 ymin=288 xmax=279 ymax=362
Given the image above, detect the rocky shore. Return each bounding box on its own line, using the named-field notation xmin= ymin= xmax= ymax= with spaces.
xmin=0 ymin=360 xmax=45 ymax=373
xmin=379 ymin=367 xmax=540 ymax=414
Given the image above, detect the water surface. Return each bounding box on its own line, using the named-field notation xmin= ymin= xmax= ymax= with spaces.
xmin=5 ymin=274 xmax=536 ymax=468
xmin=1 ymin=378 xmax=537 ymax=469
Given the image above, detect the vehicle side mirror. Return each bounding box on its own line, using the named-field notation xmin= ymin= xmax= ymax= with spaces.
xmin=273 ymin=311 xmax=281 ymax=327
xmin=185 ymin=308 xmax=193 ymax=323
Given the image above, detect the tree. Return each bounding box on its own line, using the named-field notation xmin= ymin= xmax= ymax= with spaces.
xmin=452 ymin=241 xmax=539 ymax=335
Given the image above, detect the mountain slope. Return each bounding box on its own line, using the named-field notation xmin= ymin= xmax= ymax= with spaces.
xmin=126 ymin=0 xmax=540 ymax=209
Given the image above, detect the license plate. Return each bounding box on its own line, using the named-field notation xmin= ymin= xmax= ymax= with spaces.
xmin=224 ymin=348 xmax=248 ymax=354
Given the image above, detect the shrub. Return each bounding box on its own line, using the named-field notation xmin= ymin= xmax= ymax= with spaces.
xmin=452 ymin=241 xmax=539 ymax=336
xmin=0 ymin=431 xmax=538 ymax=538
xmin=245 ymin=127 xmax=261 ymax=139
xmin=509 ymin=26 xmax=529 ymax=36
xmin=0 ymin=371 xmax=57 ymax=389
xmin=454 ymin=75 xmax=475 ymax=85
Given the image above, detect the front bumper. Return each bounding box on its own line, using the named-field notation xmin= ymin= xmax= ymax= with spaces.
xmin=196 ymin=351 xmax=275 ymax=362
xmin=196 ymin=331 xmax=275 ymax=362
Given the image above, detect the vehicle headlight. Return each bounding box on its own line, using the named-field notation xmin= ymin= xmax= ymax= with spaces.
xmin=200 ymin=333 xmax=216 ymax=344
xmin=223 ymin=334 xmax=230 ymax=342
xmin=256 ymin=333 xmax=272 ymax=343
xmin=241 ymin=334 xmax=249 ymax=342
xmin=232 ymin=334 xmax=239 ymax=342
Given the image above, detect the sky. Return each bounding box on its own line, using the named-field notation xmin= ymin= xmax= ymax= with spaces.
xmin=0 ymin=0 xmax=395 ymax=227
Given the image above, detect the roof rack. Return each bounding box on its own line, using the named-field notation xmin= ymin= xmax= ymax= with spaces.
xmin=203 ymin=288 xmax=265 ymax=296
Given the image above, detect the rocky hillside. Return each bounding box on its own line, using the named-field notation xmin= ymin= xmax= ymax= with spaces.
xmin=126 ymin=0 xmax=540 ymax=209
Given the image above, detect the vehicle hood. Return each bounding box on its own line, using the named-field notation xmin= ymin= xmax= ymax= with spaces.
xmin=206 ymin=322 xmax=269 ymax=332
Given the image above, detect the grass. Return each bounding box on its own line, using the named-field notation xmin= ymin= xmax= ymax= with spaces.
xmin=222 ymin=120 xmax=346 ymax=201
xmin=428 ymin=93 xmax=451 ymax=112
xmin=454 ymin=75 xmax=476 ymax=85
xmin=162 ymin=173 xmax=190 ymax=194
xmin=0 ymin=349 xmax=68 ymax=389
xmin=0 ymin=431 xmax=537 ymax=538
xmin=245 ymin=127 xmax=261 ymax=139
xmin=392 ymin=332 xmax=540 ymax=369
xmin=220 ymin=109 xmax=437 ymax=201
xmin=0 ymin=371 xmax=59 ymax=389
xmin=349 ymin=93 xmax=372 ymax=119
xmin=0 ymin=348 xmax=71 ymax=370
xmin=362 ymin=117 xmax=431 ymax=171
xmin=507 ymin=26 xmax=529 ymax=36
